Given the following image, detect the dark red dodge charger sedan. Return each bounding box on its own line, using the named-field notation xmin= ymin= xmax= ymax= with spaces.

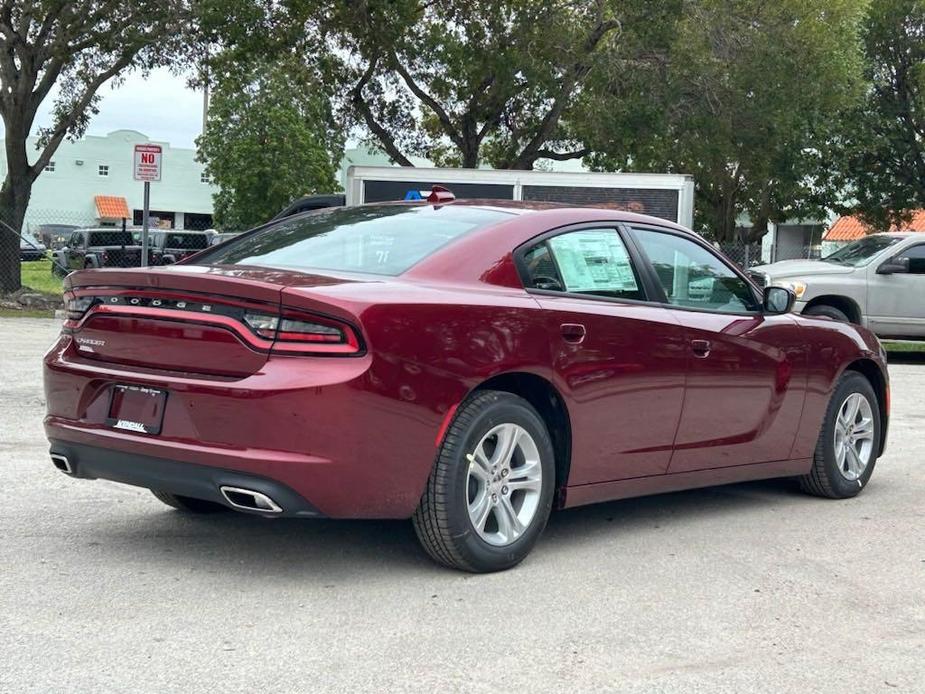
xmin=44 ymin=195 xmax=889 ymax=572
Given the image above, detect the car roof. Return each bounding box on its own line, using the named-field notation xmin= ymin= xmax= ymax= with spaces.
xmin=877 ymin=231 xmax=923 ymax=238
xmin=80 ymin=227 xmax=139 ymax=234
xmin=403 ymin=200 xmax=694 ymax=284
xmin=373 ymin=198 xmax=692 ymax=232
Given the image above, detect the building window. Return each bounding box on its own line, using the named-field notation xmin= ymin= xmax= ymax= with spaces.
xmin=200 ymin=171 xmax=211 ymax=184
xmin=45 ymin=161 xmax=56 ymax=173
xmin=133 ymin=209 xmax=176 ymax=229
xmin=98 ymin=164 xmax=109 ymax=177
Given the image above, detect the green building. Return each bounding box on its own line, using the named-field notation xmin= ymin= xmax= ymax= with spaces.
xmin=0 ymin=129 xmax=218 ymax=233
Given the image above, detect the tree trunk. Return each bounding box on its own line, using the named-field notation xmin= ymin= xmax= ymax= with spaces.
xmin=0 ymin=109 xmax=37 ymax=293
xmin=0 ymin=175 xmax=32 ymax=294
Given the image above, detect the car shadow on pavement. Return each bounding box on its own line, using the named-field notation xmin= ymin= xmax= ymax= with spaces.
xmin=84 ymin=508 xmax=439 ymax=577
xmin=886 ymin=351 xmax=925 ymax=365
xmin=78 ymin=478 xmax=801 ymax=578
xmin=542 ymin=477 xmax=800 ymax=548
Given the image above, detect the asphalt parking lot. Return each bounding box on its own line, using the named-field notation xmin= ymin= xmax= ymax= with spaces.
xmin=1 ymin=316 xmax=923 ymax=693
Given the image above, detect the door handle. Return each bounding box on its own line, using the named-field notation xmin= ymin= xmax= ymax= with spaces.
xmin=691 ymin=339 xmax=711 ymax=358
xmin=560 ymin=323 xmax=586 ymax=344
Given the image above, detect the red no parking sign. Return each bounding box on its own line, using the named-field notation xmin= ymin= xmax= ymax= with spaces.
xmin=133 ymin=144 xmax=162 ymax=182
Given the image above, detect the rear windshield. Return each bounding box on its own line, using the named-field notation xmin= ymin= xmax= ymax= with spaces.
xmin=163 ymin=233 xmax=208 ymax=250
xmin=194 ymin=205 xmax=512 ymax=275
xmin=89 ymin=231 xmax=135 ymax=246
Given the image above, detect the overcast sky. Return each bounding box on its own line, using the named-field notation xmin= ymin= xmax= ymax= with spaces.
xmin=18 ymin=67 xmax=205 ymax=149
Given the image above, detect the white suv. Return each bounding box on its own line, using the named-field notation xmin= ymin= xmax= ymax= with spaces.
xmin=751 ymin=232 xmax=925 ymax=338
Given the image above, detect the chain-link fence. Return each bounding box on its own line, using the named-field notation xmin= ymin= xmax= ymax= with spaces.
xmin=711 ymin=241 xmax=823 ymax=271
xmin=0 ymin=208 xmax=223 ymax=300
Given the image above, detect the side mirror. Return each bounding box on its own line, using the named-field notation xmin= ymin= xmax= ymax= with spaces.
xmin=532 ymin=275 xmax=564 ymax=292
xmin=763 ymin=286 xmax=796 ymax=314
xmin=160 ymin=254 xmax=176 ymax=265
xmin=877 ymin=257 xmax=910 ymax=275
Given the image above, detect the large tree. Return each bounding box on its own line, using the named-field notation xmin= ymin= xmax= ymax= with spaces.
xmin=337 ymin=0 xmax=630 ymax=169
xmin=0 ymin=0 xmax=187 ymax=292
xmin=196 ymin=59 xmax=342 ymax=230
xmin=207 ymin=0 xmax=668 ymax=170
xmin=819 ymin=0 xmax=925 ymax=229
xmin=580 ymin=0 xmax=867 ymax=243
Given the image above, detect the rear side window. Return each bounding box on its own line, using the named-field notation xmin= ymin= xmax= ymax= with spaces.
xmin=632 ymin=227 xmax=758 ymax=312
xmin=89 ymin=231 xmax=134 ymax=246
xmin=165 ymin=233 xmax=208 ymax=250
xmin=195 ymin=205 xmax=512 ymax=275
xmin=521 ymin=228 xmax=644 ymax=300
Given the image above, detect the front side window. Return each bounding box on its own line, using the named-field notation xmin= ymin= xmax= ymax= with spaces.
xmin=632 ymin=228 xmax=758 ymax=312
xmin=521 ymin=228 xmax=643 ymax=300
xmin=898 ymin=244 xmax=925 ymax=274
xmin=196 ymin=205 xmax=512 ymax=276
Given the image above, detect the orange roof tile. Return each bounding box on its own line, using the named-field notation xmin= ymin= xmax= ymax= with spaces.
xmin=94 ymin=195 xmax=130 ymax=220
xmin=825 ymin=210 xmax=925 ymax=241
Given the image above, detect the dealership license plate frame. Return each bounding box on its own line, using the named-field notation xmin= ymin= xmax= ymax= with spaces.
xmin=105 ymin=384 xmax=168 ymax=435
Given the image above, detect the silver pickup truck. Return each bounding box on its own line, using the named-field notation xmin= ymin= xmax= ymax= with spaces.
xmin=750 ymin=232 xmax=925 ymax=338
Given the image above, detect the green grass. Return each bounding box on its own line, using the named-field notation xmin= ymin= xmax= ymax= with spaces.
xmin=20 ymin=257 xmax=63 ymax=296
xmin=0 ymin=308 xmax=56 ymax=318
xmin=882 ymin=340 xmax=925 ymax=353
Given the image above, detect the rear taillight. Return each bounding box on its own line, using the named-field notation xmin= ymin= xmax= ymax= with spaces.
xmin=278 ymin=318 xmax=344 ymax=343
xmin=242 ymin=310 xmax=360 ymax=354
xmin=66 ymin=295 xmax=94 ymax=321
xmin=62 ymin=292 xmax=362 ymax=355
xmin=243 ymin=312 xmax=278 ymax=339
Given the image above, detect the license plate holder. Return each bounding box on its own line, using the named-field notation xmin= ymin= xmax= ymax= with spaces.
xmin=105 ymin=384 xmax=168 ymax=435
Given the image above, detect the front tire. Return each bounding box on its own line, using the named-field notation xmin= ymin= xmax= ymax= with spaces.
xmin=412 ymin=390 xmax=555 ymax=573
xmin=799 ymin=372 xmax=880 ymax=499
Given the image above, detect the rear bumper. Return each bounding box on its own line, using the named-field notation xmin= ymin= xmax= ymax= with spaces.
xmin=43 ymin=333 xmax=448 ymax=519
xmin=48 ymin=440 xmax=324 ymax=518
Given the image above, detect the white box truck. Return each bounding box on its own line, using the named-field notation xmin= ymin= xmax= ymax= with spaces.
xmin=345 ymin=166 xmax=695 ymax=228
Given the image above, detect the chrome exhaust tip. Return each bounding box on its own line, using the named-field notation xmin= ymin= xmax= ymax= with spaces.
xmin=219 ymin=486 xmax=283 ymax=513
xmin=51 ymin=454 xmax=73 ymax=475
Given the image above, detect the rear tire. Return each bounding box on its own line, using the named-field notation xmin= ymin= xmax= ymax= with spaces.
xmin=804 ymin=304 xmax=850 ymax=323
xmin=412 ymin=390 xmax=555 ymax=573
xmin=151 ymin=490 xmax=229 ymax=514
xmin=799 ymin=372 xmax=880 ymax=499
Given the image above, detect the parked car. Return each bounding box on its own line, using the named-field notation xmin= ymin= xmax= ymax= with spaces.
xmin=19 ymin=231 xmax=47 ymax=261
xmin=45 ymin=195 xmax=889 ymax=572
xmin=52 ymin=228 xmax=143 ymax=275
xmin=751 ymin=232 xmax=925 ymax=338
xmin=31 ymin=223 xmax=79 ymax=250
xmin=271 ymin=193 xmax=345 ymax=221
xmin=131 ymin=230 xmax=210 ymax=264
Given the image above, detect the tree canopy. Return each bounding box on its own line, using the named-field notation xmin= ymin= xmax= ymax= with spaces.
xmin=581 ymin=0 xmax=867 ymax=243
xmin=818 ymin=0 xmax=925 ymax=229
xmin=197 ymin=59 xmax=342 ymax=230
xmin=204 ymin=0 xmax=674 ymax=170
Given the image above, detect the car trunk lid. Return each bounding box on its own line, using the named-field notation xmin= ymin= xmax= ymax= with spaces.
xmin=64 ymin=266 xmax=369 ymax=377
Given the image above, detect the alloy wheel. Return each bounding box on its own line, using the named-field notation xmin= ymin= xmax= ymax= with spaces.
xmin=465 ymin=423 xmax=543 ymax=546
xmin=833 ymin=392 xmax=875 ymax=482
